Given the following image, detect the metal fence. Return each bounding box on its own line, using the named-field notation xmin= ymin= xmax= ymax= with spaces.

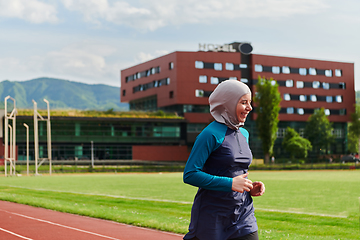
xmin=1 ymin=159 xmax=358 ymax=176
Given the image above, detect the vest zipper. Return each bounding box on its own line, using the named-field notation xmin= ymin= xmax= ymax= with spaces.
xmin=235 ymin=131 xmax=242 ymax=154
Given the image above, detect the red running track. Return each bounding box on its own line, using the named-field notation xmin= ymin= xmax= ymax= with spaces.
xmin=0 ymin=201 xmax=184 ymax=240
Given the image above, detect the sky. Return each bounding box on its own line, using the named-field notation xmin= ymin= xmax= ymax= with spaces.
xmin=0 ymin=0 xmax=359 ymax=90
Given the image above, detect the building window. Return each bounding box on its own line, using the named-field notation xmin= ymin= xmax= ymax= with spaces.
xmin=183 ymin=105 xmax=192 ymax=113
xmin=169 ymin=62 xmax=174 ymax=70
xmin=296 ymin=81 xmax=304 ymax=88
xmin=332 ymin=129 xmax=344 ymax=138
xmin=312 ymin=81 xmax=320 ymax=89
xmin=272 ymin=66 xmax=280 ymax=74
xmin=284 ymin=94 xmax=291 ymax=101
xmin=240 ymin=78 xmax=248 ymax=83
xmin=299 ymin=128 xmax=304 ymax=137
xmin=326 ymin=96 xmax=333 ymax=103
xmin=226 ymin=63 xmax=234 ymax=70
xmin=195 ymin=89 xmax=204 ymax=97
xmin=211 ymin=77 xmax=219 ymax=84
xmin=282 ymin=66 xmax=290 ymax=74
xmin=339 ymin=82 xmax=346 ymax=89
xmin=325 ymin=69 xmax=332 ymax=77
xmin=297 ymin=108 xmax=304 ymax=115
xmin=285 ymin=79 xmax=293 ymax=87
xmin=335 ymin=95 xmax=342 ymax=103
xmin=271 ymin=80 xmax=276 ymax=86
xmin=287 ymin=107 xmax=294 ymax=114
xmin=299 ymin=95 xmax=307 ymax=102
xmin=325 ymin=109 xmax=330 ymax=116
xmin=335 ymin=69 xmax=342 ymax=77
xmin=157 ymin=78 xmax=168 ymax=87
xmin=254 ymin=64 xmax=263 ymax=72
xmin=299 ymin=68 xmax=307 ymax=75
xmin=110 ymin=126 xmax=115 ymax=137
xmin=122 ymin=90 xmax=126 ymax=96
xmin=75 ymin=146 xmax=83 ymax=157
xmin=187 ymin=123 xmax=207 ymax=132
xmin=199 ymin=75 xmax=207 ymax=83
xmin=340 ymin=109 xmax=346 ymax=115
xmin=149 ymin=67 xmax=159 ymax=75
xmin=229 ymin=77 xmax=238 ymax=80
xmin=309 ymin=68 xmax=317 ymax=75
xmin=277 ymin=128 xmax=286 ymax=138
xmin=195 ymin=61 xmax=204 ymax=69
xmin=75 ymin=123 xmax=81 ymax=136
xmin=323 ymin=82 xmax=330 ymax=89
xmin=214 ymin=63 xmax=222 ymax=71
xmin=310 ymin=95 xmax=317 ymax=102
xmin=169 ymin=91 xmax=174 ymax=98
xmin=239 ymin=64 xmax=247 ymax=69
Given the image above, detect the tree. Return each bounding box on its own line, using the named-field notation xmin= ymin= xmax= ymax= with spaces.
xmin=282 ymin=127 xmax=312 ymax=159
xmin=304 ymin=108 xmax=334 ymax=155
xmin=348 ymin=103 xmax=360 ymax=154
xmin=348 ymin=130 xmax=358 ymax=154
xmin=254 ymin=76 xmax=281 ymax=163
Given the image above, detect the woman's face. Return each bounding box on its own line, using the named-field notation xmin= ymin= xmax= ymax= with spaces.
xmin=236 ymin=93 xmax=252 ymax=123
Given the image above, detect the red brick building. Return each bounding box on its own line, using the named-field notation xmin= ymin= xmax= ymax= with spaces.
xmin=120 ymin=42 xmax=355 ymax=158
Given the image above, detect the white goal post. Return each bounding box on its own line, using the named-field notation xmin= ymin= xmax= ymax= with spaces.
xmin=33 ymin=99 xmax=52 ymax=176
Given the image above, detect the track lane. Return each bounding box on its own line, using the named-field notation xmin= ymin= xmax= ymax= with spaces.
xmin=0 ymin=201 xmax=184 ymax=240
xmin=0 ymin=226 xmax=33 ymax=240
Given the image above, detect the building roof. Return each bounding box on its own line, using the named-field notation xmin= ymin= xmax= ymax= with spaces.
xmin=15 ymin=109 xmax=184 ymax=121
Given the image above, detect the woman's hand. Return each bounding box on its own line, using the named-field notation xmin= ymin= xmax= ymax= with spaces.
xmin=249 ymin=181 xmax=265 ymax=197
xmin=232 ymin=172 xmax=253 ymax=193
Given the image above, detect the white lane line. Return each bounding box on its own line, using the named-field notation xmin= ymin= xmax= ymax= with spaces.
xmin=2 ymin=185 xmax=192 ymax=204
xmin=256 ymin=208 xmax=347 ymax=218
xmin=1 ymin=210 xmax=122 ymax=240
xmin=0 ymin=227 xmax=33 ymax=240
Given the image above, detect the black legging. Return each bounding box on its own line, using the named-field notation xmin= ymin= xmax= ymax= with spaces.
xmin=230 ymin=231 xmax=259 ymax=240
xmin=188 ymin=231 xmax=259 ymax=240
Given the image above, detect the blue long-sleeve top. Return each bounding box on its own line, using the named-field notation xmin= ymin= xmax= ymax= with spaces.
xmin=183 ymin=121 xmax=249 ymax=191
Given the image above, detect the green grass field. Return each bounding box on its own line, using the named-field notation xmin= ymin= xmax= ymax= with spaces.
xmin=0 ymin=171 xmax=359 ymax=239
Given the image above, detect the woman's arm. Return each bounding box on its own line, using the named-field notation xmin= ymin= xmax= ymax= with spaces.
xmin=183 ymin=123 xmax=233 ymax=192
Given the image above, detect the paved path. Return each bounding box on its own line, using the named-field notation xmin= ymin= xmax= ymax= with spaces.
xmin=0 ymin=201 xmax=184 ymax=240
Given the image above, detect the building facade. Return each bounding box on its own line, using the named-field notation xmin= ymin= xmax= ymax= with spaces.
xmin=120 ymin=42 xmax=355 ymax=159
xmin=1 ymin=114 xmax=188 ymax=162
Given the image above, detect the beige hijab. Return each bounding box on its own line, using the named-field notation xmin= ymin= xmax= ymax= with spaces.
xmin=209 ymin=80 xmax=251 ymax=130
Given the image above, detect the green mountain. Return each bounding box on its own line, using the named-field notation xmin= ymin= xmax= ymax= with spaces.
xmin=0 ymin=77 xmax=129 ymax=110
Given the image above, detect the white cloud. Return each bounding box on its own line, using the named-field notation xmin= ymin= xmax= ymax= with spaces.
xmin=0 ymin=41 xmax=121 ymax=86
xmin=41 ymin=42 xmax=120 ymax=84
xmin=0 ymin=57 xmax=22 ymax=73
xmin=0 ymin=0 xmax=58 ymax=23
xmin=134 ymin=50 xmax=170 ymax=63
xmin=61 ymin=0 xmax=158 ymax=29
xmin=0 ymin=56 xmax=45 ymax=82
xmin=60 ymin=0 xmax=329 ymax=31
